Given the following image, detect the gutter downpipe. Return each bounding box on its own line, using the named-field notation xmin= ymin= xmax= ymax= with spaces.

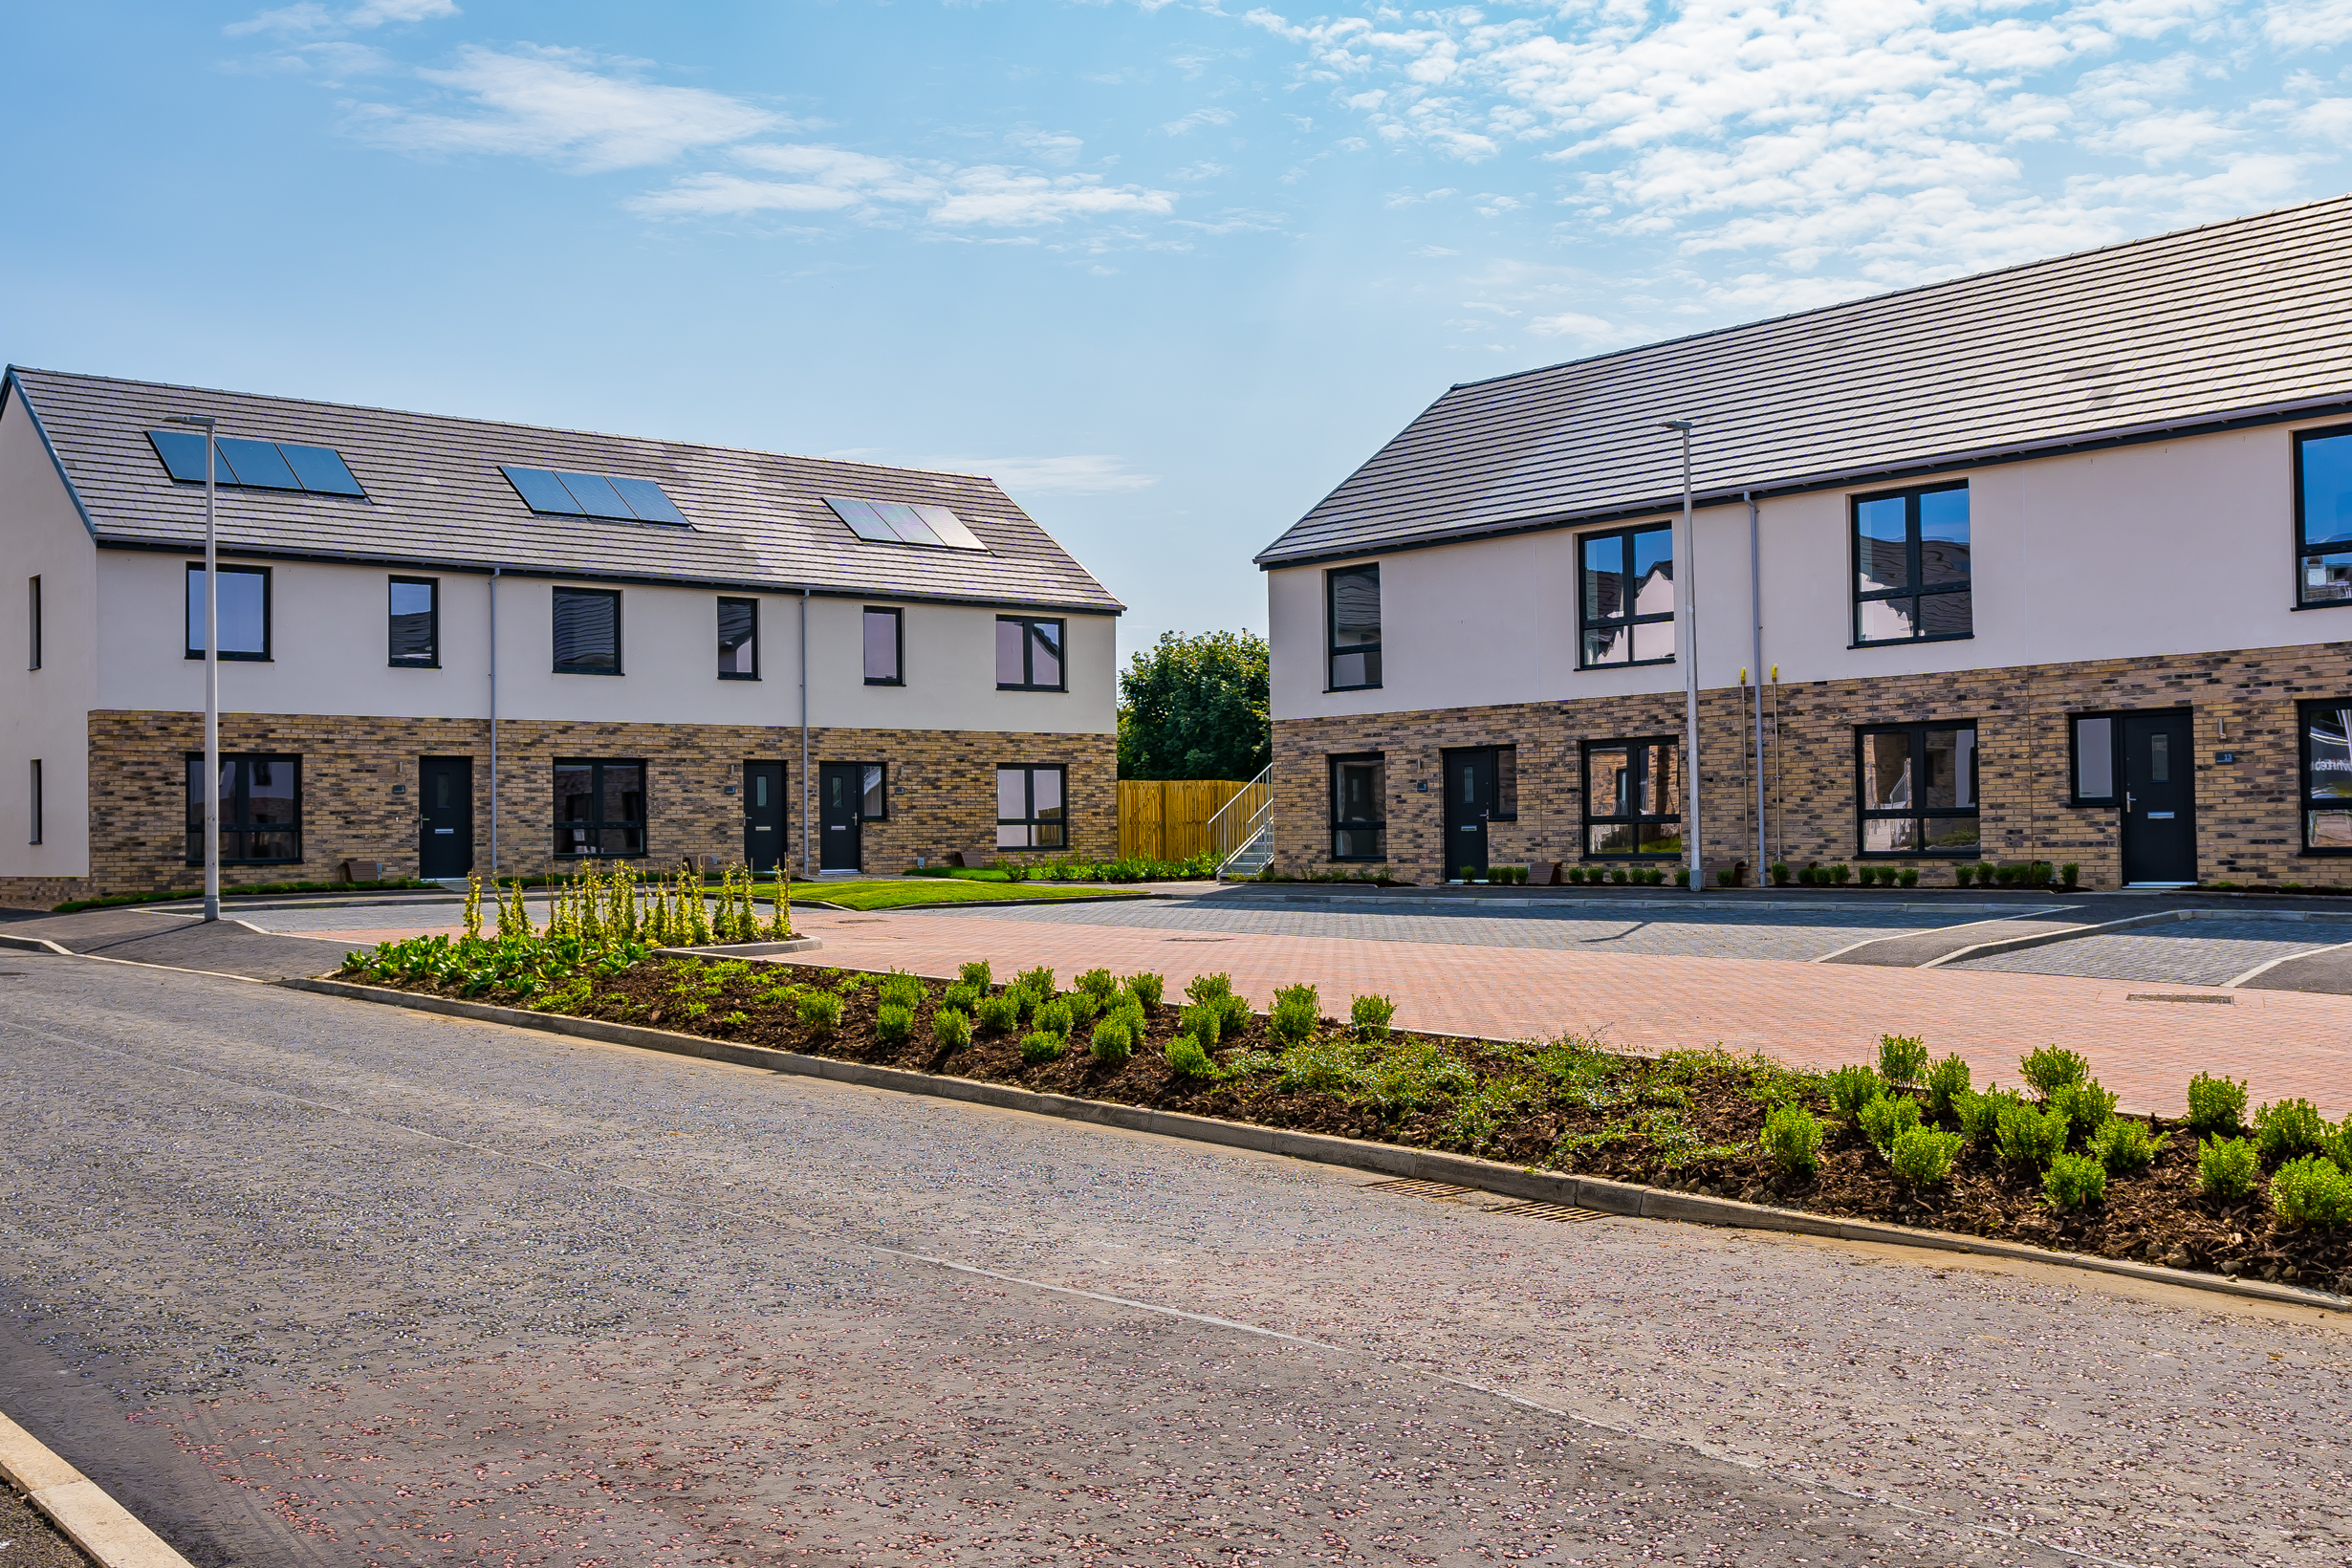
xmin=1664 ymin=420 xmax=1700 ymax=893
xmin=489 ymin=566 xmax=500 ymax=878
xmin=800 ymin=588 xmax=812 ymax=878
xmin=1746 ymin=492 xmax=1764 ymax=882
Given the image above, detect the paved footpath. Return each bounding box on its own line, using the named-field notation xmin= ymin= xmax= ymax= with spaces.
xmin=3 ymin=954 xmax=2348 ymax=1566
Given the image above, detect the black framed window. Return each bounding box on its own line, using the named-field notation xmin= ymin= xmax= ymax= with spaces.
xmin=834 ymin=761 xmax=887 ymax=820
xmin=2297 ymin=425 xmax=2352 ymax=607
xmin=995 ymin=617 xmax=1064 ymax=690
xmin=184 ymin=564 xmax=271 ymax=660
xmin=863 ymin=606 xmax=903 ymax=685
xmin=1581 ymin=738 xmax=1681 ymax=858
xmin=718 ymin=597 xmax=758 ymax=679
xmin=996 ymin=765 xmax=1066 ymax=848
xmin=553 ymin=759 xmax=645 ymax=857
xmin=1857 ymin=723 xmax=1979 ymax=856
xmin=1579 ymin=524 xmax=1673 ymax=667
xmin=28 ymin=759 xmax=40 ymax=846
xmin=1327 ymin=563 xmax=1382 ymax=689
xmin=185 ymin=752 xmax=301 ymax=864
xmin=27 ymin=576 xmax=39 ymax=670
xmin=2300 ymin=701 xmax=2352 ymax=851
xmin=1853 ymin=483 xmax=1970 ymax=644
xmin=1329 ymin=753 xmax=1386 ymax=860
xmin=553 ymin=587 xmax=621 ymax=675
xmin=389 ymin=577 xmax=438 ymax=667
xmin=2070 ymin=714 xmax=2117 ymax=806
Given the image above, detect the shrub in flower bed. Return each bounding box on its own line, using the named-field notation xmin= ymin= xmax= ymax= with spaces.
xmin=338 ymin=939 xmax=2352 ymax=1295
xmin=2185 ymin=1073 xmax=2246 ymax=1135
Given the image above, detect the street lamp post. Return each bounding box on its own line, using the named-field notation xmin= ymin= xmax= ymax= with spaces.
xmin=168 ymin=414 xmax=220 ymax=922
xmin=1662 ymin=419 xmax=1700 ymax=893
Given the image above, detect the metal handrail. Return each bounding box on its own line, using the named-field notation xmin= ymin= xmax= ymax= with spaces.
xmin=1207 ymin=764 xmax=1274 ymax=871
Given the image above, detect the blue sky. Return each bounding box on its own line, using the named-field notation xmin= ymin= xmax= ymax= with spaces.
xmin=5 ymin=2 xmax=2351 ymax=657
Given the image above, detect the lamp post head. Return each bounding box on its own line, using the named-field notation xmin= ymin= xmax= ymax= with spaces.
xmin=167 ymin=414 xmax=216 ymax=428
xmin=1659 ymin=419 xmax=1694 ymax=432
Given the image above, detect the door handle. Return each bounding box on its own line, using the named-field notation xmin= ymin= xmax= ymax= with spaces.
xmin=2124 ymin=791 xmax=2134 ymax=812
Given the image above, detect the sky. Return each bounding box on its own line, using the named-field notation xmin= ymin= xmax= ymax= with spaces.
xmin=5 ymin=1 xmax=2352 ymax=662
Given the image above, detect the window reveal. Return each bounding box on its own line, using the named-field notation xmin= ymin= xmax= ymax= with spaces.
xmin=1582 ymin=739 xmax=1681 ymax=858
xmin=996 ymin=766 xmax=1066 ymax=849
xmin=1857 ymin=723 xmax=1979 ymax=856
xmin=184 ymin=564 xmax=271 ymax=660
xmin=185 ymin=753 xmax=301 ymax=864
xmin=1579 ymin=524 xmax=1673 ymax=667
xmin=1326 ymin=564 xmax=1382 ymax=689
xmin=554 ymin=759 xmax=645 ymax=857
xmin=1853 ymin=483 xmax=1971 ymax=644
xmin=1329 ymin=754 xmax=1386 ymax=860
xmin=718 ymin=597 xmax=758 ymax=679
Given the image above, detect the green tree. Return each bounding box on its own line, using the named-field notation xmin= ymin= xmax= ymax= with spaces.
xmin=1118 ymin=629 xmax=1270 ymax=780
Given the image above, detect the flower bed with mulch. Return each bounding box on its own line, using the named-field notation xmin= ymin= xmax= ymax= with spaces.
xmin=338 ymin=937 xmax=2352 ymax=1296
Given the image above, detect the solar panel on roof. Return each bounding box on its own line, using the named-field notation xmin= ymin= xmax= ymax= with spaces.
xmin=913 ymin=504 xmax=986 ymax=550
xmin=555 ymin=470 xmax=632 ymax=520
xmin=501 ymin=466 xmax=582 ymax=514
xmin=870 ymin=501 xmax=943 ymax=546
xmin=609 ymin=475 xmax=688 ymax=525
xmin=500 ymin=465 xmax=689 ymax=524
xmin=145 ymin=429 xmax=367 ymax=497
xmin=824 ymin=495 xmax=989 ymax=551
xmin=825 ymin=496 xmax=901 ymax=542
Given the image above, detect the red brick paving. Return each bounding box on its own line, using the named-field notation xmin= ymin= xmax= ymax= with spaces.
xmin=297 ymin=904 xmax=2352 ymax=1118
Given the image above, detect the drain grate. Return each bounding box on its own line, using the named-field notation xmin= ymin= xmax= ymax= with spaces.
xmin=1364 ymin=1177 xmax=1612 ymax=1225
xmin=2125 ymin=991 xmax=2233 ymax=1004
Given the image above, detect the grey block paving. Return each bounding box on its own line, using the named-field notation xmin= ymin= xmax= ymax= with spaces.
xmin=1947 ymin=919 xmax=2342 ymax=985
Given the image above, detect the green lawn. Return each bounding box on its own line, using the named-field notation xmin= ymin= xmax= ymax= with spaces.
xmin=794 ymin=879 xmax=1151 ymax=912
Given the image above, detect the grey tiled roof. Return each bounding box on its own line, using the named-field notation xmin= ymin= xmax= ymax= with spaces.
xmin=7 ymin=367 xmax=1122 ymax=614
xmin=1259 ymin=194 xmax=2352 ymax=567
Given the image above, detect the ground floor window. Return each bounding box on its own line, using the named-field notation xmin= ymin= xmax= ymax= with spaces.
xmin=554 ymin=758 xmax=645 ymax=857
xmin=1856 ymin=722 xmax=1979 ymax=855
xmin=185 ymin=752 xmax=301 ymax=863
xmin=827 ymin=761 xmax=887 ymax=821
xmin=997 ymin=765 xmax=1065 ymax=849
xmin=1330 ymin=754 xmax=1385 ymax=860
xmin=2302 ymin=702 xmax=2352 ymax=851
xmin=1582 ymin=738 xmax=1680 ymax=857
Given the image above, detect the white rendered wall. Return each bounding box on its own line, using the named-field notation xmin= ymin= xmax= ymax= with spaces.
xmin=97 ymin=552 xmax=1115 ymax=735
xmin=1272 ymin=419 xmax=2341 ymax=720
xmin=0 ymin=394 xmax=96 ymax=878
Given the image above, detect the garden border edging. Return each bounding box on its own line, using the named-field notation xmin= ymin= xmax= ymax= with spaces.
xmin=277 ymin=975 xmax=2350 ymax=1315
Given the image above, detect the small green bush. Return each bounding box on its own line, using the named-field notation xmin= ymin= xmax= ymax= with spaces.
xmin=1769 ymin=861 xmax=1791 ymax=885
xmin=1890 ymin=1126 xmax=1965 ymax=1185
xmin=2089 ymin=1117 xmax=2158 ymax=1175
xmin=2060 ymin=862 xmax=2080 ymax=888
xmin=1124 ymin=971 xmax=1165 ymax=1010
xmin=1899 ymin=866 xmax=1919 ymax=888
xmin=1185 ymin=971 xmax=1234 ymax=1006
xmin=2186 ymin=1072 xmax=2248 ymax=1136
xmin=1974 ymin=861 xmax=1996 ymax=884
xmin=2049 ymin=1078 xmax=2119 ymax=1140
xmin=1828 ymin=863 xmax=1851 ymax=884
xmin=796 ymin=991 xmax=843 ymax=1034
xmin=1877 ymin=1034 xmax=1929 ymax=1086
xmin=942 ymin=981 xmax=983 ymax=1013
xmin=878 ymin=970 xmax=926 ymax=1011
xmin=1020 ymin=1031 xmax=1064 ymax=1064
xmin=1823 ymin=1063 xmax=1883 ymax=1118
xmin=877 ymin=1003 xmax=914 ymax=1045
xmin=2269 ymin=1154 xmax=2352 ymax=1228
xmin=1014 ymin=965 xmax=1056 ymax=998
xmin=2198 ymin=1135 xmax=2260 ymax=1201
xmin=2330 ymin=1118 xmax=2352 ymax=1171
xmin=2043 ymin=1150 xmax=2107 ymax=1210
xmin=1565 ymin=866 xmax=1586 ymax=884
xmin=1165 ymin=1033 xmax=1217 ymax=1078
xmin=1351 ymin=992 xmax=1396 ymax=1041
xmin=1034 ymin=998 xmax=1074 ymax=1038
xmin=1458 ymin=864 xmax=1475 ymax=882
xmin=1090 ymin=1016 xmax=1134 ymax=1066
xmin=1178 ymin=1002 xmax=1223 ymax=1049
xmin=974 ymin=993 xmax=1021 ymax=1035
xmin=2254 ymin=1098 xmax=2331 ymax=1164
xmin=1610 ymin=867 xmax=1629 ymax=885
xmin=1761 ymin=1103 xmax=1824 ymax=1175
xmin=1996 ymin=1098 xmax=2069 ymax=1169
xmin=932 ymin=1006 xmax=973 ymax=1048
xmin=1271 ymin=982 xmax=1320 ymax=1045
xmin=1858 ymin=1092 xmax=1924 ymax=1152
xmin=1954 ymin=864 xmax=1974 ymax=886
xmin=958 ymin=960 xmax=992 ymax=990
xmin=1077 ymin=967 xmax=1118 ymax=999
xmin=1063 ymin=989 xmax=1101 ymax=1028
xmin=1926 ymin=1054 xmax=1972 ymax=1120
xmin=2019 ymin=1045 xmax=2089 ymax=1098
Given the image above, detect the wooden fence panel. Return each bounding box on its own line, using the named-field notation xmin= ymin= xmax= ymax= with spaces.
xmin=1118 ymin=779 xmax=1247 ymax=862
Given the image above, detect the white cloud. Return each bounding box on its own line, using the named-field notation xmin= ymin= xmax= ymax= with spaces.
xmin=347 ymin=45 xmax=784 ymax=171
xmin=1006 ymin=127 xmax=1085 ymax=165
xmin=1162 ymin=106 xmax=1238 ymax=135
xmin=2263 ymin=0 xmax=2352 ymax=44
xmin=931 ymin=167 xmax=1176 ymax=226
xmin=913 ymin=455 xmax=1159 ymax=494
xmin=228 ymin=0 xmax=454 ymax=34
xmin=1527 ymin=312 xmax=1620 ymax=341
xmin=631 ymin=144 xmax=1175 ymax=229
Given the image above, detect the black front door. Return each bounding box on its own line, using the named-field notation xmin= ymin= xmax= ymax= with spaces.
xmin=817 ymin=762 xmax=861 ymax=871
xmin=1444 ymin=748 xmax=1496 ymax=878
xmin=418 ymin=755 xmax=472 ymax=878
xmin=744 ymin=762 xmax=785 ymax=872
xmin=2121 ymin=711 xmax=2196 ymax=884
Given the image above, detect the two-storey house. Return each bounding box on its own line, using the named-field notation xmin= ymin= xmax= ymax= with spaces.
xmin=1255 ymin=196 xmax=2352 ymax=889
xmin=0 ymin=369 xmax=1120 ymax=904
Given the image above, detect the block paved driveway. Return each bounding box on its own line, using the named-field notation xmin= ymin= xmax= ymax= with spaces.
xmin=4 ymin=954 xmax=2349 ymax=1567
xmin=1948 ymin=917 xmax=2352 ymax=986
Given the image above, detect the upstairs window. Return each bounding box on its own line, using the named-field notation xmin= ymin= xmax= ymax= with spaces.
xmin=148 ymin=430 xmax=365 ymax=496
xmin=718 ymin=597 xmax=758 ymax=679
xmin=185 ymin=564 xmax=271 ymax=660
xmin=824 ymin=497 xmax=987 ymax=550
xmin=1579 ymin=523 xmax=1674 ymax=667
xmin=27 ymin=576 xmax=38 ymax=670
xmin=1857 ymin=722 xmax=1979 ymax=856
xmin=996 ymin=616 xmax=1064 ymax=690
xmin=553 ymin=587 xmax=621 ymax=675
xmin=2297 ymin=425 xmax=2352 ymax=606
xmin=1854 ymin=483 xmax=1971 ymax=644
xmin=501 ymin=466 xmax=687 ymax=524
xmin=185 ymin=753 xmax=301 ymax=864
xmin=1327 ymin=563 xmax=1382 ymax=690
xmin=1582 ymin=738 xmax=1681 ymax=858
xmin=863 ymin=607 xmax=903 ymax=685
xmin=389 ymin=577 xmax=438 ymax=667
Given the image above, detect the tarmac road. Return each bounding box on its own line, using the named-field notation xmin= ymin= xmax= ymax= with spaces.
xmin=0 ymin=951 xmax=2346 ymax=1566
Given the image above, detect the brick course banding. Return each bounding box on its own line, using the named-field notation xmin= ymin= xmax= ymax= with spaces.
xmin=0 ymin=711 xmax=1112 ymax=905
xmin=1271 ymin=640 xmax=2352 ymax=889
